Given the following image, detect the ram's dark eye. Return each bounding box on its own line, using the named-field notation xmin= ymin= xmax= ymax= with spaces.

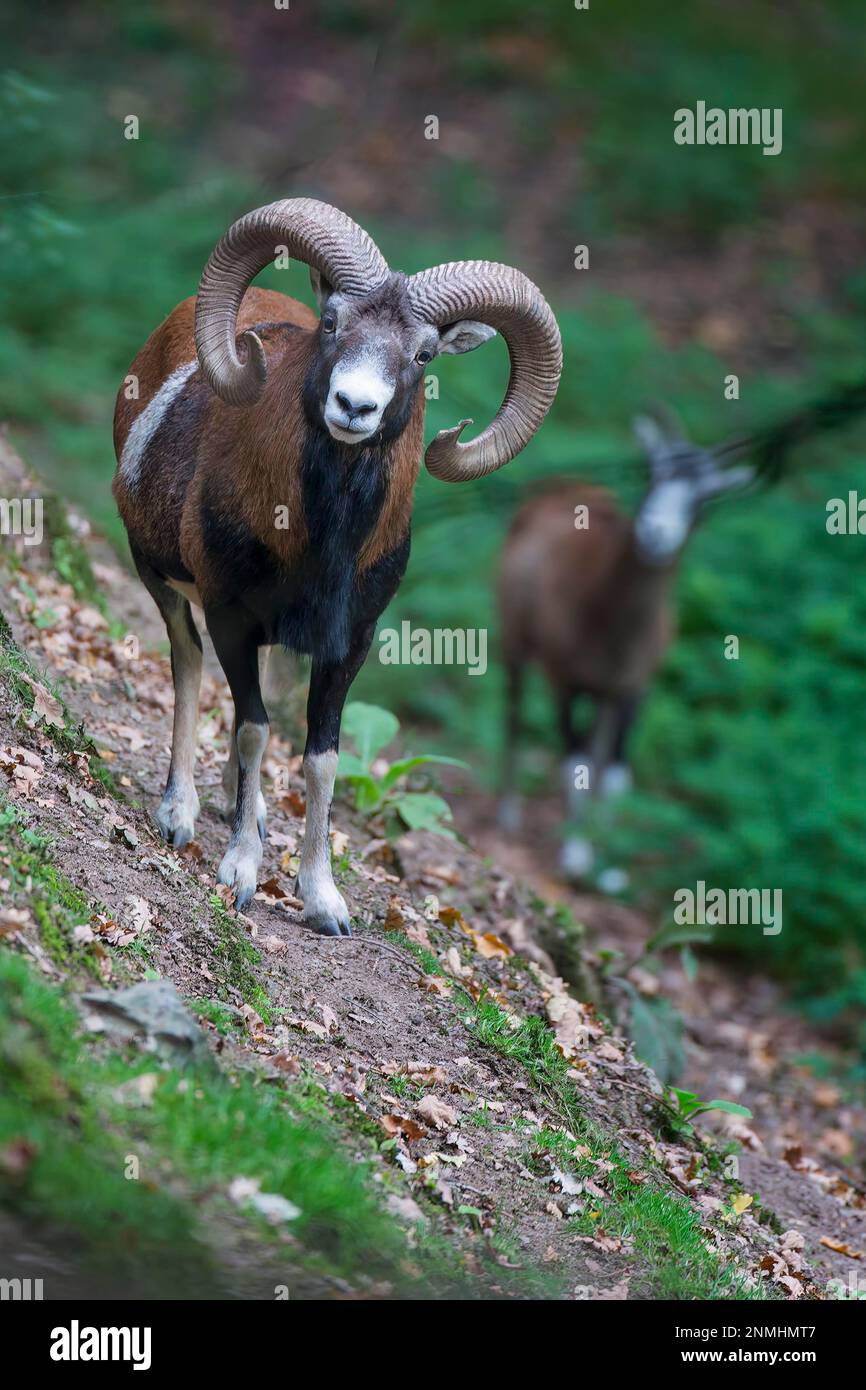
xmin=321 ymin=315 xmax=336 ymax=334
xmin=415 ymin=349 xmax=432 ymax=365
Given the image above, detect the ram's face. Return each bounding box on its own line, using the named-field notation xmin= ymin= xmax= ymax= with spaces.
xmin=317 ymin=292 xmax=432 ymax=444
xmin=307 ymin=272 xmax=496 ymax=446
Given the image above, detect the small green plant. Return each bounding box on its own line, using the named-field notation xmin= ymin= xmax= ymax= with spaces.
xmin=671 ymin=1088 xmax=753 ymax=1126
xmin=615 ymin=922 xmax=717 ymax=1084
xmin=336 ymin=702 xmax=466 ymax=839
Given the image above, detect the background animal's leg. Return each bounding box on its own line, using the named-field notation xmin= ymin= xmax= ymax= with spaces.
xmin=207 ymin=610 xmax=268 ymax=910
xmin=222 ymin=645 xmax=271 ymax=839
xmin=600 ymin=693 xmax=641 ymax=797
xmin=559 ymin=688 xmax=585 ymax=815
xmin=131 ymin=551 xmax=202 ymax=849
xmin=561 ymin=697 xmax=618 ymax=881
xmin=497 ymin=662 xmax=524 ymax=832
xmin=298 ymin=622 xmax=375 ymax=936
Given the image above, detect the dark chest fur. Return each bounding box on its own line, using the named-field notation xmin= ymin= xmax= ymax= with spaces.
xmin=202 ymin=432 xmax=409 ymax=664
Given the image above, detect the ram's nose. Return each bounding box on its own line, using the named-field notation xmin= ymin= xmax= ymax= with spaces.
xmin=335 ymin=390 xmax=377 ymax=418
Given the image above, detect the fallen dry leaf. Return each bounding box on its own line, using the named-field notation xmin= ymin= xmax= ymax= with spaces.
xmin=0 ymin=1137 xmax=38 ymax=1179
xmin=383 ymin=895 xmax=406 ymax=931
xmin=438 ymin=905 xmax=468 ymax=930
xmin=416 ymin=1095 xmax=457 ymax=1131
xmin=403 ymin=1063 xmax=447 ymax=1086
xmin=258 ymin=876 xmax=288 ymax=900
xmin=380 ymin=1113 xmax=427 ymax=1142
xmin=28 ymin=679 xmax=64 ymax=730
xmin=419 ymin=974 xmax=451 ymax=997
xmin=472 ymin=930 xmax=511 ymax=960
xmin=269 ymin=1053 xmax=301 ymax=1075
xmin=820 ymin=1236 xmax=864 ymax=1259
xmin=0 ymin=906 xmax=33 ymax=936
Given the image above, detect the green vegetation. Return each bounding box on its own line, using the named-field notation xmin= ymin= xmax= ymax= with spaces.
xmin=467 ymin=993 xmax=761 ymax=1299
xmin=208 ymin=894 xmax=274 ymax=1024
xmin=0 ymin=801 xmax=110 ymax=979
xmin=567 ymin=1185 xmax=760 ymax=1302
xmin=337 ymin=701 xmax=465 ymax=839
xmin=189 ymin=998 xmax=244 ymax=1038
xmin=670 ymin=1089 xmax=753 ymax=1128
xmin=395 ymin=0 xmax=864 ymax=235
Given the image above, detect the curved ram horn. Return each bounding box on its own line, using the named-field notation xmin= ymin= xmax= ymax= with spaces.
xmin=407 ymin=260 xmax=562 ymax=482
xmin=195 ymin=199 xmax=390 ymax=407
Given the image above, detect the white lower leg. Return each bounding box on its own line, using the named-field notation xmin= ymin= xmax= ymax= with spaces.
xmin=156 ymin=625 xmax=202 ymax=848
xmin=560 ymin=754 xmax=595 ymax=879
xmin=217 ymin=720 xmax=268 ymax=909
xmin=600 ymin=762 xmax=633 ymax=797
xmin=297 ymin=750 xmax=350 ymax=933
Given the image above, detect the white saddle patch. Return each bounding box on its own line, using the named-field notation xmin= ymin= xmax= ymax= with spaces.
xmin=119 ymin=360 xmax=197 ymax=488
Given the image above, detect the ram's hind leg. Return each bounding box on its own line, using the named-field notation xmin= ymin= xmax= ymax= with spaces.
xmin=298 ymin=622 xmax=375 ymax=936
xmin=132 ymin=552 xmax=202 ymax=849
xmin=207 ymin=610 xmax=269 ymax=911
xmin=222 ymin=646 xmax=270 ymax=841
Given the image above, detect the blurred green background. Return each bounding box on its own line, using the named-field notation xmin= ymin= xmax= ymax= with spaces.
xmin=1 ymin=0 xmax=865 ymax=1041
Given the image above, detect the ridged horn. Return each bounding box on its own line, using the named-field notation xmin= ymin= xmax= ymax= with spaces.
xmin=194 ymin=198 xmax=389 ymax=407
xmin=407 ymin=261 xmax=562 ymax=481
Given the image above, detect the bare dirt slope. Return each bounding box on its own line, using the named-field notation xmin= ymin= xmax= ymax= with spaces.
xmin=0 ymin=430 xmax=861 ymax=1299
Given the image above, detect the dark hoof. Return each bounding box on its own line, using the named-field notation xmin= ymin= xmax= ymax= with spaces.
xmin=234 ymin=884 xmax=256 ymax=913
xmin=311 ymin=916 xmax=352 ymax=938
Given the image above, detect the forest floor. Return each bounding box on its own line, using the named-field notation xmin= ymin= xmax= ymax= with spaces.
xmin=0 ymin=431 xmax=864 ymax=1301
xmin=457 ymin=793 xmax=866 ymax=1297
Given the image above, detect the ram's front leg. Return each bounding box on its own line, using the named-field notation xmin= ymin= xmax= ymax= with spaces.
xmin=298 ymin=623 xmax=374 ymax=936
xmin=207 ymin=609 xmax=269 ymax=912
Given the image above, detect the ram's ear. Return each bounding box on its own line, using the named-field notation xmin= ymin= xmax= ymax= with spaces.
xmin=309 ymin=267 xmax=334 ymax=310
xmin=698 ymin=463 xmax=757 ymax=499
xmin=633 ymin=415 xmax=678 ymax=480
xmin=438 ymin=320 xmax=497 ymax=355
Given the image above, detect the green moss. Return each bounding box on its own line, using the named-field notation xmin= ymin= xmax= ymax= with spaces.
xmin=466 ymin=992 xmax=763 ymax=1300
xmin=567 ymin=1186 xmax=764 ymax=1301
xmin=0 ymin=801 xmax=108 ymax=979
xmin=209 ymin=894 xmax=273 ymax=1023
xmin=188 ymin=998 xmax=243 ymax=1037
